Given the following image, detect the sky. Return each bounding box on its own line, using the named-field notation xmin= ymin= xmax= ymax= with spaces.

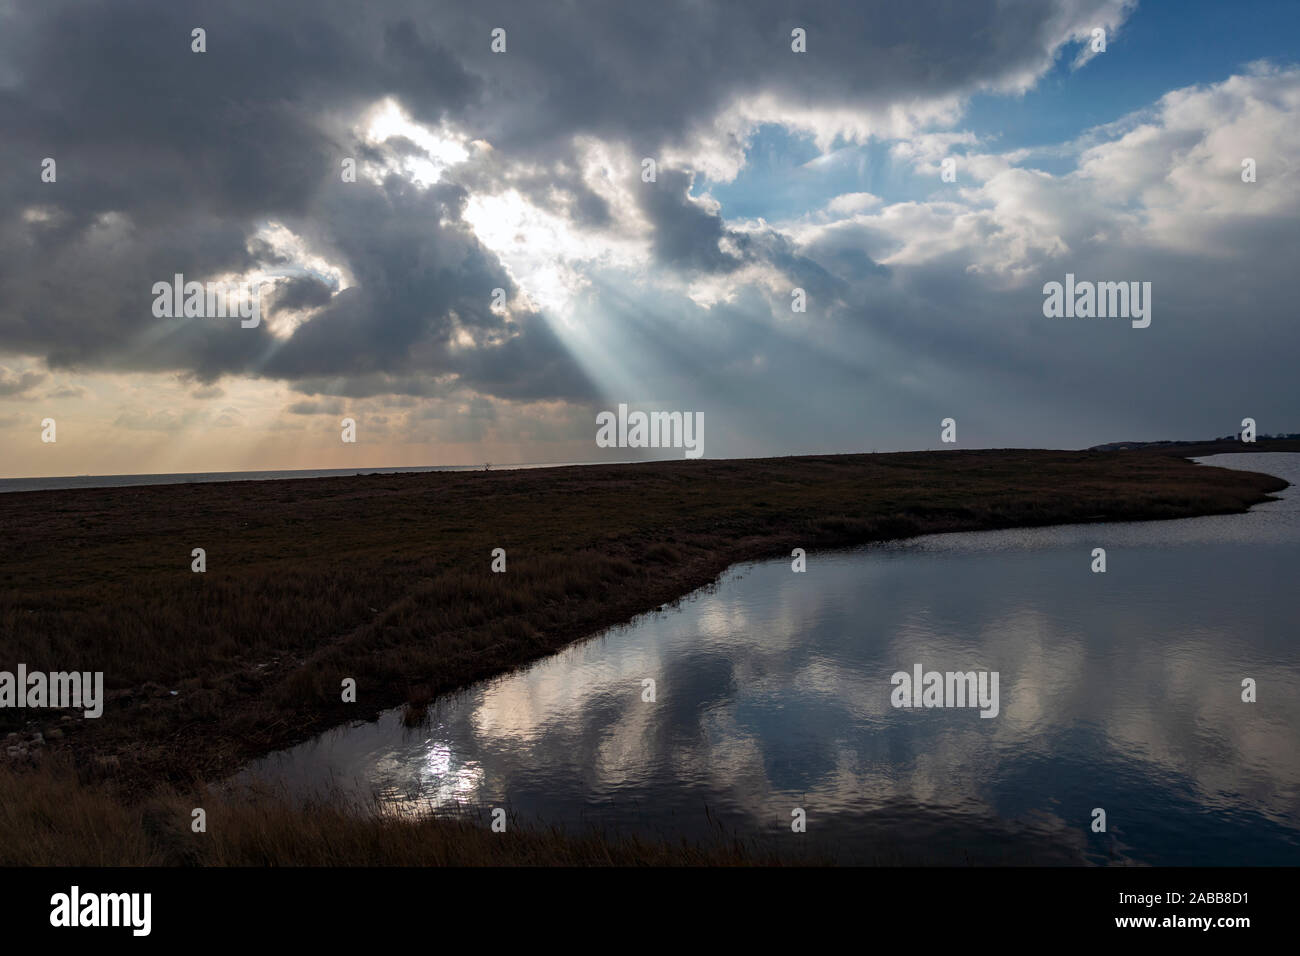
xmin=0 ymin=0 xmax=1297 ymax=477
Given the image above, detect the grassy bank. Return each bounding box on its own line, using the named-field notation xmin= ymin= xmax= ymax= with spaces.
xmin=0 ymin=446 xmax=1292 ymax=864
xmin=0 ymin=761 xmax=803 ymax=866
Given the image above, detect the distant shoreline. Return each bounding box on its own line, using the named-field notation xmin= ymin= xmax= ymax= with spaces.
xmin=0 ymin=460 xmax=616 ymax=494
xmin=5 ymin=437 xmax=1297 ymax=493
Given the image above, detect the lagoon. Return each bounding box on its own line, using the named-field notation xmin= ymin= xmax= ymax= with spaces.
xmin=239 ymin=453 xmax=1300 ymax=865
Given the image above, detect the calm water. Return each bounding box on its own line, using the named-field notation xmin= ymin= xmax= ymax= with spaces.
xmin=239 ymin=453 xmax=1300 ymax=865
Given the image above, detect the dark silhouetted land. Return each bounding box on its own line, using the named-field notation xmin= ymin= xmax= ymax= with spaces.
xmin=0 ymin=444 xmax=1292 ymax=864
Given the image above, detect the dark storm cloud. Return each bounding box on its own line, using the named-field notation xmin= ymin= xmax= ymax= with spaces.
xmin=0 ymin=1 xmax=506 ymax=399
xmin=638 ymin=170 xmax=744 ymax=273
xmin=0 ymin=0 xmax=1124 ymax=400
xmin=632 ymin=166 xmax=865 ymax=303
xmin=435 ymin=0 xmax=1126 ymax=156
xmin=270 ymin=276 xmax=336 ymax=313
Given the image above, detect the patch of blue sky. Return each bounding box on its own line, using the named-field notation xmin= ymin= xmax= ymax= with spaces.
xmin=965 ymin=0 xmax=1300 ymax=157
xmin=698 ymin=0 xmax=1299 ymax=219
xmin=694 ymin=126 xmax=936 ymax=221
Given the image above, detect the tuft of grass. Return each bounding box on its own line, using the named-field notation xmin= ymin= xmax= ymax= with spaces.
xmin=401 ymin=686 xmax=432 ymax=727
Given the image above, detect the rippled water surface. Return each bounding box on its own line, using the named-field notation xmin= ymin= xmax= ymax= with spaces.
xmin=240 ymin=453 xmax=1300 ymax=864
